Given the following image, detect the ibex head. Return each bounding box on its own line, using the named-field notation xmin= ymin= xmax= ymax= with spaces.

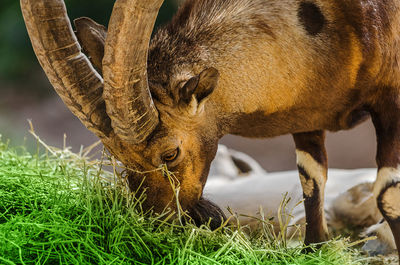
xmin=21 ymin=0 xmax=224 ymax=227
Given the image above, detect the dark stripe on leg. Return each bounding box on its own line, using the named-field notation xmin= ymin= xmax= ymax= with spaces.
xmin=297 ymin=165 xmax=311 ymax=180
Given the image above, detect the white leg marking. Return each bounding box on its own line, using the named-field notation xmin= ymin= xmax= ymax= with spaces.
xmin=373 ymin=167 xmax=400 ymax=220
xmin=296 ymin=150 xmax=326 ymax=197
xmin=373 ymin=167 xmax=400 ymax=198
xmin=381 ymin=184 xmax=400 ymax=220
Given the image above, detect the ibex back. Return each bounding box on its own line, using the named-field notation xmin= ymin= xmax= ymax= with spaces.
xmin=21 ymin=0 xmax=400 ymax=259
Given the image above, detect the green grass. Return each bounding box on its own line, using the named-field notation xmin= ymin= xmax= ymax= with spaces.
xmin=0 ymin=134 xmax=367 ymax=265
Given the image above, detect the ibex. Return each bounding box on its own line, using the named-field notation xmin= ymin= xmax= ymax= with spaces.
xmin=21 ymin=0 xmax=400 ymax=259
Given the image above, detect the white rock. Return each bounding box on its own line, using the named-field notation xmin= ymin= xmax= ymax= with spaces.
xmin=205 ymin=145 xmax=396 ymax=255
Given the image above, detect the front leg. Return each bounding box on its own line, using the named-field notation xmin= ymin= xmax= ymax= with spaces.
xmin=370 ymin=91 xmax=400 ymax=261
xmin=293 ymin=130 xmax=329 ymax=244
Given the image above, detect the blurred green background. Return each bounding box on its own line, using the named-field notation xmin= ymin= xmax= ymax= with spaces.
xmin=0 ymin=0 xmax=178 ymax=92
xmin=0 ymin=0 xmax=180 ymax=150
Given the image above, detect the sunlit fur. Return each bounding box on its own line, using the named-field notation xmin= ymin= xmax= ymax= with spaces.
xmin=125 ymin=0 xmax=400 ymax=214
xmin=77 ymin=0 xmax=400 ymax=228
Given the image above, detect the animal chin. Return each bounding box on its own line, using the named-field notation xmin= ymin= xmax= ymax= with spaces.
xmin=187 ymin=197 xmax=227 ymax=230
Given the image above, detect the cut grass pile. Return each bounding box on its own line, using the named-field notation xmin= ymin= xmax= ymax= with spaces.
xmin=0 ymin=135 xmax=367 ymax=264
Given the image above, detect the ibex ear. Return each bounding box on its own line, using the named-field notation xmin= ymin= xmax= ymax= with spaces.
xmin=74 ymin=17 xmax=107 ymax=75
xmin=180 ymin=67 xmax=219 ymax=115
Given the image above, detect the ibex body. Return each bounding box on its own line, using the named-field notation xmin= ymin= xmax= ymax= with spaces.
xmin=21 ymin=0 xmax=400 ymax=259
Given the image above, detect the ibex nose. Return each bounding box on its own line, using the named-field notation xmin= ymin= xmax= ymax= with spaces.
xmin=188 ymin=198 xmax=227 ymax=230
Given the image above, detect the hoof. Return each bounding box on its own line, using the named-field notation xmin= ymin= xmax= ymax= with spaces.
xmin=362 ymin=239 xmax=394 ymax=256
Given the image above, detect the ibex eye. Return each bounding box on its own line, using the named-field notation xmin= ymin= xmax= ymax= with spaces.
xmin=162 ymin=148 xmax=180 ymax=163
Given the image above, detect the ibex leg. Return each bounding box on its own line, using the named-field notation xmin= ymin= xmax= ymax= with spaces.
xmin=371 ymin=93 xmax=400 ymax=261
xmin=293 ymin=130 xmax=329 ymax=244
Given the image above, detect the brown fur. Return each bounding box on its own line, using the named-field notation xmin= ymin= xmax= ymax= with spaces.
xmin=369 ymin=87 xmax=400 ymax=259
xmin=147 ymin=0 xmax=396 ymax=139
xmin=294 ymin=131 xmax=328 ymax=243
xmin=293 ymin=131 xmax=327 ymax=165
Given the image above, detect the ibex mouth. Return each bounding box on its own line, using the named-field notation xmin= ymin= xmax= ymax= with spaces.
xmin=187 ymin=197 xmax=227 ymax=230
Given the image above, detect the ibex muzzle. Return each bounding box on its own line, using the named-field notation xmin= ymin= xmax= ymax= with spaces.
xmin=21 ymin=0 xmax=400 ymax=259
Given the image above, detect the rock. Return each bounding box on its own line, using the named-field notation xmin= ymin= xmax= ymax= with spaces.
xmin=205 ymin=145 xmax=396 ymax=255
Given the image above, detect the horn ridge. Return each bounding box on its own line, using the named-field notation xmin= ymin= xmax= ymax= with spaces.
xmin=21 ymin=0 xmax=112 ymax=139
xmin=103 ymin=0 xmax=163 ymax=143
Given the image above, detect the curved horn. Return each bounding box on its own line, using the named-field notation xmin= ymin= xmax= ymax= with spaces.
xmin=103 ymin=0 xmax=163 ymax=143
xmin=20 ymin=0 xmax=112 ymax=139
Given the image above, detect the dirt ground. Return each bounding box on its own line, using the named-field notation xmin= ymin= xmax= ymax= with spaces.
xmin=1 ymin=90 xmax=377 ymax=172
